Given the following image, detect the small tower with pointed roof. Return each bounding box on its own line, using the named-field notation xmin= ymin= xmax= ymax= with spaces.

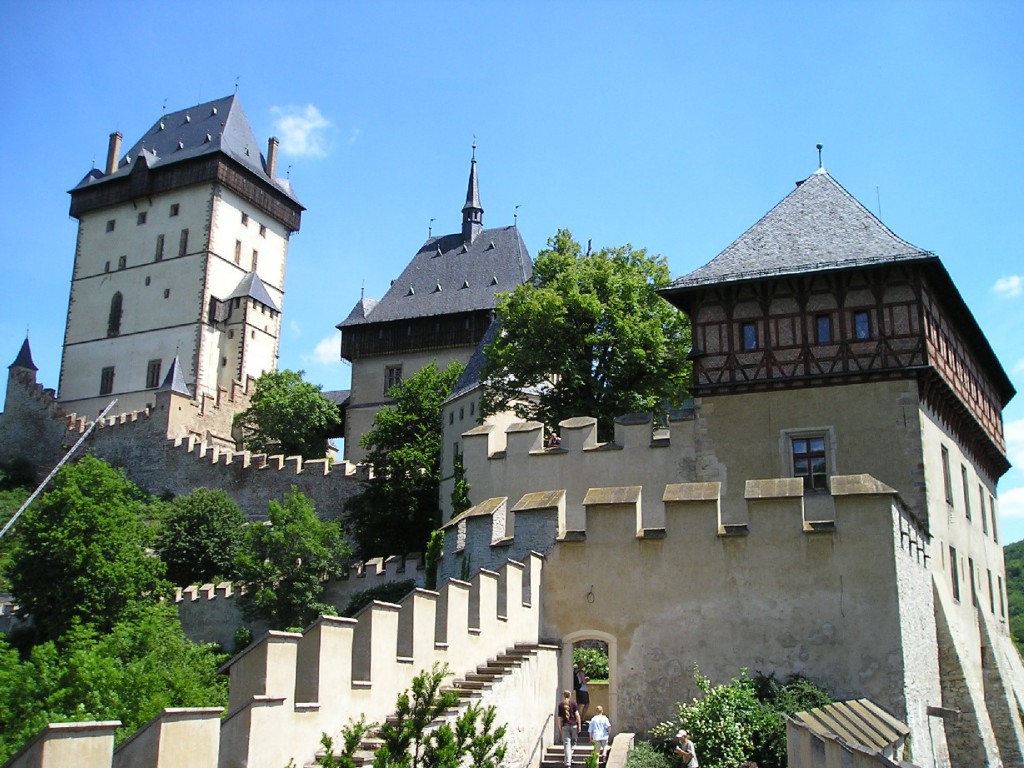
xmin=59 ymin=95 xmax=303 ymax=419
xmin=461 ymin=145 xmax=483 ymax=244
xmin=337 ymin=151 xmax=531 ymax=463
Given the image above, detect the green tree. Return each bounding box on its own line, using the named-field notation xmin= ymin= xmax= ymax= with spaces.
xmin=0 ymin=602 xmax=227 ymax=763
xmin=8 ymin=456 xmax=169 ymax=642
xmin=155 ymin=488 xmax=245 ymax=586
xmin=361 ymin=663 xmax=506 ymax=768
xmin=424 ymin=530 xmax=444 ymax=591
xmin=235 ymin=488 xmax=349 ymax=630
xmin=449 ymin=453 xmax=471 ymax=518
xmin=651 ymin=668 xmax=832 ymax=768
xmin=482 ymin=229 xmax=691 ymax=440
xmin=0 ymin=486 xmax=30 ymax=593
xmin=345 ymin=362 xmax=464 ymax=557
xmin=1004 ymin=539 xmax=1024 ymax=653
xmin=233 ymin=369 xmax=341 ymax=459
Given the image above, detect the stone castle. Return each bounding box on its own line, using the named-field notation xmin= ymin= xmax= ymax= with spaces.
xmin=1 ymin=95 xmax=1022 ymax=768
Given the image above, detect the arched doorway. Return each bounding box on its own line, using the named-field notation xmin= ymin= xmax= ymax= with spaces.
xmin=562 ymin=629 xmax=617 ymax=727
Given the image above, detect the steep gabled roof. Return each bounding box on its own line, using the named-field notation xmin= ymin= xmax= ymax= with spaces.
xmin=337 ymin=225 xmax=532 ymax=327
xmin=9 ymin=338 xmax=37 ymax=371
xmin=228 ymin=271 xmax=280 ymax=312
xmin=666 ymin=168 xmax=933 ymax=291
xmin=158 ymin=356 xmax=191 ymax=397
xmin=72 ymin=95 xmax=300 ymax=205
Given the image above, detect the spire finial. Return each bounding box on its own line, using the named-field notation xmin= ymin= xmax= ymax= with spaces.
xmin=514 ymin=204 xmax=520 ymax=228
xmin=429 ymin=218 xmax=435 ymax=237
xmin=472 ymin=135 xmax=476 ymax=161
xmin=817 ymin=143 xmax=824 ymax=169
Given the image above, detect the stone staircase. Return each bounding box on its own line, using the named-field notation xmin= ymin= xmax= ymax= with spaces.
xmin=310 ymin=644 xmax=545 ymax=766
xmin=540 ymin=725 xmax=598 ymax=768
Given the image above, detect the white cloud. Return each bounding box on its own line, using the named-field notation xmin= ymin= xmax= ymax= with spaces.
xmin=271 ymin=104 xmax=331 ymax=157
xmin=1006 ymin=417 xmax=1024 ymax=470
xmin=301 ymin=331 xmax=342 ymax=367
xmin=289 ymin=320 xmax=302 ymax=338
xmin=348 ymin=128 xmax=361 ymax=145
xmin=997 ymin=485 xmax=1024 ymax=520
xmin=1013 ymin=358 xmax=1024 ymax=376
xmin=993 ymin=275 xmax=1022 ymax=298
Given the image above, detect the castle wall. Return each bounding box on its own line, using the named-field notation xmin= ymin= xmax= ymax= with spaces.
xmin=174 ymin=555 xmax=425 ymax=650
xmin=441 ymin=473 xmax=930 ymax=738
xmin=693 ymin=380 xmax=927 ymax=525
xmin=10 ymin=556 xmax=549 ymax=768
xmin=0 ymin=368 xmax=358 ymax=521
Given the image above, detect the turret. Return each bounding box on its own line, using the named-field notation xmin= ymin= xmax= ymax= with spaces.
xmin=461 ymin=145 xmax=483 ymax=244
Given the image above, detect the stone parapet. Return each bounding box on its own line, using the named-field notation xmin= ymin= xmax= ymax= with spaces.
xmin=13 ymin=555 xmax=545 ymax=768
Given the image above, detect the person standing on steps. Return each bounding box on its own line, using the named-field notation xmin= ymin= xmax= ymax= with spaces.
xmin=574 ymin=659 xmax=590 ymax=723
xmin=556 ymin=689 xmax=580 ymax=767
xmin=587 ymin=705 xmax=611 ymax=763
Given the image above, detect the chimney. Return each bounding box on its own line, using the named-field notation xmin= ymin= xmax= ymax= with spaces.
xmin=266 ymin=136 xmax=279 ymax=179
xmin=105 ymin=131 xmax=122 ymax=175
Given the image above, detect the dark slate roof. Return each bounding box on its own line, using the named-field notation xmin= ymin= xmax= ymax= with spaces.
xmin=321 ymin=389 xmax=351 ymax=407
xmin=666 ymin=168 xmax=933 ymax=291
xmin=9 ymin=338 xmax=37 ymax=371
xmin=337 ymin=225 xmax=532 ymax=327
xmin=72 ymin=95 xmax=300 ymax=204
xmin=228 ymin=272 xmax=280 ymax=312
xmin=158 ymin=356 xmax=191 ymax=397
xmin=445 ymin=318 xmax=501 ymax=403
xmin=338 ymin=296 xmax=379 ymax=326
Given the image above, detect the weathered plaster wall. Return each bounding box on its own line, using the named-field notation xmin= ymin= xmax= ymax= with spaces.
xmin=440 ymin=471 xmax=929 ymax=736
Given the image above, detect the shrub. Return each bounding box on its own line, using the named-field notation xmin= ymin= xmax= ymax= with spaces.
xmin=624 ymin=741 xmax=672 ymax=768
xmin=573 ymin=646 xmax=609 ymax=681
xmin=342 ymin=580 xmax=416 ymax=617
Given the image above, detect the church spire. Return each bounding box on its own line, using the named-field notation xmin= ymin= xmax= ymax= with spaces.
xmin=461 ymin=143 xmax=483 ymax=244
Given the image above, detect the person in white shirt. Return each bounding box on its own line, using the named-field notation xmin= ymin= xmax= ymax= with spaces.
xmin=587 ymin=705 xmax=611 ymax=763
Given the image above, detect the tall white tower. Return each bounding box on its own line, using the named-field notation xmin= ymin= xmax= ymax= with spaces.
xmin=60 ymin=96 xmax=303 ymax=417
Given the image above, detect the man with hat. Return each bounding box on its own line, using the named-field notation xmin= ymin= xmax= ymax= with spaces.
xmin=675 ymin=729 xmax=698 ymax=767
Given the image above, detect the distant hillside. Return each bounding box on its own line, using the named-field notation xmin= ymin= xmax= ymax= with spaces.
xmin=1006 ymin=539 xmax=1024 ymax=654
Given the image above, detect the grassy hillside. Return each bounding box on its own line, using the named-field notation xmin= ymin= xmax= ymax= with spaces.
xmin=1005 ymin=539 xmax=1024 ymax=654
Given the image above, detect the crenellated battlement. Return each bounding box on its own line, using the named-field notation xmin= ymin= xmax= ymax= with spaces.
xmin=0 ymin=361 xmax=366 ymax=521
xmin=173 ymin=554 xmax=426 ymax=650
xmin=8 ymin=556 xmax=551 ymax=768
xmin=441 ymin=473 xmax=930 ymax=579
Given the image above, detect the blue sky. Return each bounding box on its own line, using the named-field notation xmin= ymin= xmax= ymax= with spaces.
xmin=2 ymin=1 xmax=1023 ymax=542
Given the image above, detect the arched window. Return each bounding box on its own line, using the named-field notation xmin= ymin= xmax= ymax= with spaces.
xmin=107 ymin=292 xmax=123 ymax=337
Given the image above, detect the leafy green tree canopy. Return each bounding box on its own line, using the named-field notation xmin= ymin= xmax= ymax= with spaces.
xmin=0 ymin=602 xmax=227 ymax=763
xmin=482 ymin=229 xmax=691 ymax=440
xmin=8 ymin=456 xmax=170 ymax=642
xmin=345 ymin=361 xmax=463 ymax=558
xmin=234 ymin=487 xmax=350 ymax=630
xmin=155 ymin=488 xmax=245 ymax=586
xmin=233 ymin=369 xmax=341 ymax=459
xmin=651 ymin=668 xmax=832 ymax=768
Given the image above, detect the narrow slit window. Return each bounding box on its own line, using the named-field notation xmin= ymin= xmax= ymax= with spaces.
xmin=146 ymin=359 xmax=162 ymax=389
